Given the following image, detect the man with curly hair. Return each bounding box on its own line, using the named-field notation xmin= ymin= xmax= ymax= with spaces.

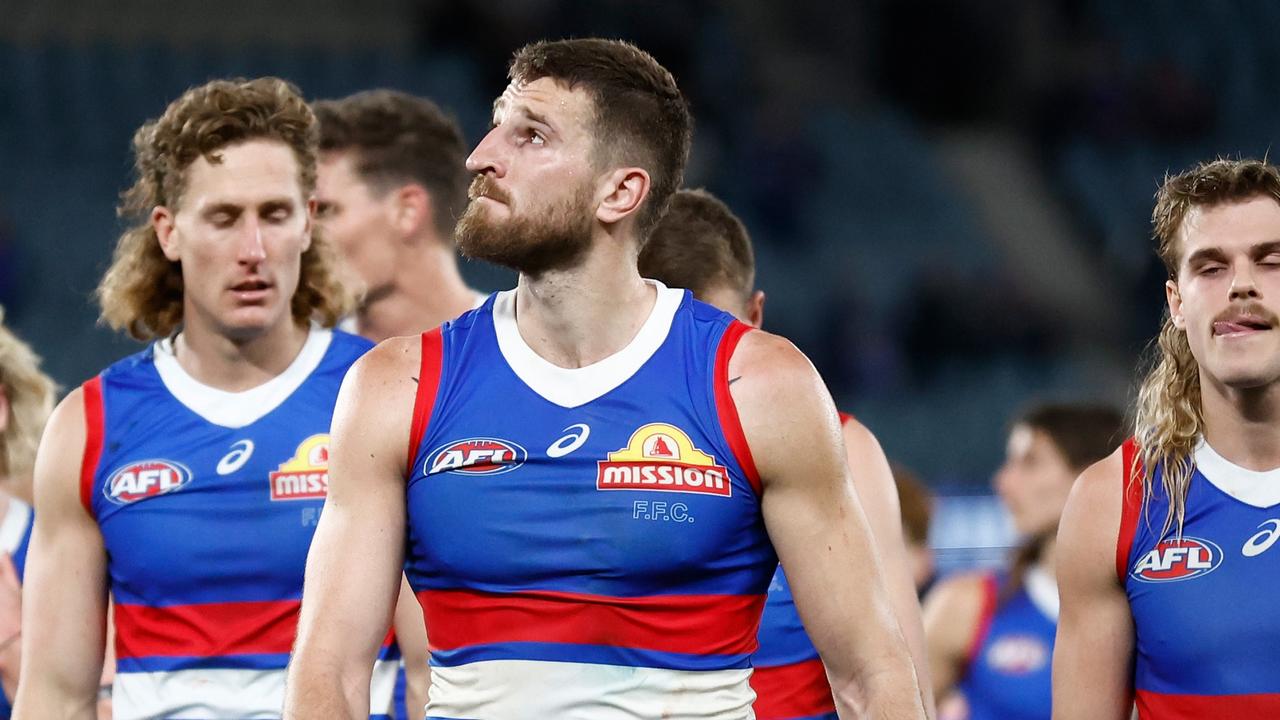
xmin=15 ymin=77 xmax=392 ymax=719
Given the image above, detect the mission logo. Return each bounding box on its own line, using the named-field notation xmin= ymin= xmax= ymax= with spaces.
xmin=269 ymin=434 xmax=330 ymax=501
xmin=596 ymin=423 xmax=731 ymax=497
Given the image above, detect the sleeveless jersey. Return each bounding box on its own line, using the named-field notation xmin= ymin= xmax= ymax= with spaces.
xmin=954 ymin=570 xmax=1056 ymax=720
xmin=748 ymin=412 xmax=863 ymax=720
xmin=80 ymin=326 xmax=398 ymax=720
xmin=0 ymin=498 xmax=32 ymax=719
xmin=750 ymin=567 xmax=836 ymax=720
xmin=403 ymin=284 xmax=777 ymax=720
xmin=1118 ymin=438 xmax=1280 ymax=717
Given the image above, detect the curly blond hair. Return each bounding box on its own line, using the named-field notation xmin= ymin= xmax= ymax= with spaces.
xmin=0 ymin=308 xmax=56 ymax=494
xmin=97 ymin=77 xmax=354 ymax=340
xmin=1136 ymin=158 xmax=1280 ymax=537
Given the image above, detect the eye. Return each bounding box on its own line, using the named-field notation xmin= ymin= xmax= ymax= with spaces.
xmin=265 ymin=206 xmax=292 ymax=223
xmin=1198 ymin=264 xmax=1225 ymax=276
xmin=209 ymin=212 xmax=235 ymax=228
xmin=1261 ymin=254 xmax=1280 ymax=267
xmin=314 ymin=202 xmax=335 ymax=219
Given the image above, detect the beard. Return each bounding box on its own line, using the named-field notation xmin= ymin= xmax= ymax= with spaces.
xmin=455 ymin=176 xmax=595 ymax=276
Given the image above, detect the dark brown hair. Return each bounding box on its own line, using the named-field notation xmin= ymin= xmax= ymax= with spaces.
xmin=891 ymin=461 xmax=933 ymax=546
xmin=314 ymin=89 xmax=470 ymax=239
xmin=637 ymin=188 xmax=753 ymax=299
xmin=1139 ymin=158 xmax=1280 ymax=536
xmin=1004 ymin=402 xmax=1124 ymax=604
xmin=509 ymin=38 xmax=692 ymax=238
xmin=98 ymin=77 xmax=353 ymax=340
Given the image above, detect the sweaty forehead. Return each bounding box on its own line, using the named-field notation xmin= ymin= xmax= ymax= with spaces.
xmin=492 ymin=77 xmax=594 ymax=126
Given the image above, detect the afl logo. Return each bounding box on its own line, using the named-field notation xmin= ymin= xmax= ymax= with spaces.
xmin=105 ymin=460 xmax=193 ymax=505
xmin=1131 ymin=537 xmax=1223 ymax=583
xmin=427 ymin=438 xmax=527 ymax=476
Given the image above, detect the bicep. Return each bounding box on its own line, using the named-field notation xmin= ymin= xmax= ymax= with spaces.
xmin=293 ymin=344 xmax=417 ymax=669
xmin=18 ymin=389 xmax=109 ymax=705
xmin=1052 ymin=455 xmax=1134 ymax=720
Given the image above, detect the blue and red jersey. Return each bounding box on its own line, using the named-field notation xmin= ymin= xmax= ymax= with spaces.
xmin=1118 ymin=437 xmax=1280 ymax=717
xmin=750 ymin=566 xmax=836 ymax=720
xmin=0 ymin=498 xmax=32 ymax=719
xmin=403 ymin=284 xmax=777 ymax=719
xmin=79 ymin=326 xmax=397 ymax=719
xmin=954 ymin=571 xmax=1055 ymax=720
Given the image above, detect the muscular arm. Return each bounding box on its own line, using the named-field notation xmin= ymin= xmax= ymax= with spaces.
xmin=13 ymin=388 xmax=108 ymax=719
xmin=284 ymin=337 xmax=419 ymax=719
xmin=842 ymin=418 xmax=936 ymax=719
xmin=393 ymin=575 xmax=430 ymax=720
xmin=1052 ymin=449 xmax=1134 ymax=720
xmin=732 ymin=331 xmax=925 ymax=720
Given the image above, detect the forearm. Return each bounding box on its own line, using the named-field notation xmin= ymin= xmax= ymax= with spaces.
xmin=0 ymin=634 xmax=19 ymax=702
xmin=404 ymin=663 xmax=430 ymax=720
xmin=831 ymin=649 xmax=926 ymax=720
xmin=283 ymin=659 xmax=368 ymax=720
xmin=13 ymin=678 xmax=98 ymax=720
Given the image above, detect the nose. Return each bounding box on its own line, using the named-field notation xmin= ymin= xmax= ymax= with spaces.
xmin=1229 ymin=260 xmax=1260 ymax=300
xmin=465 ymin=126 xmax=507 ymax=177
xmin=237 ymin=218 xmax=267 ymax=265
xmin=993 ymin=464 xmax=1013 ymax=497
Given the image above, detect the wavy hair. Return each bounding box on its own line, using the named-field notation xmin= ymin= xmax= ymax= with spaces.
xmin=98 ymin=77 xmax=354 ymax=340
xmin=0 ymin=308 xmax=56 ymax=496
xmin=1135 ymin=158 xmax=1280 ymax=536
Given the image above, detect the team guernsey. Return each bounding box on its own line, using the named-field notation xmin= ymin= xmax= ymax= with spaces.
xmin=1118 ymin=437 xmax=1280 ymax=717
xmin=749 ymin=413 xmax=861 ymax=720
xmin=403 ymin=282 xmax=778 ymax=720
xmin=954 ymin=570 xmax=1056 ymax=720
xmin=0 ymin=498 xmax=32 ymax=719
xmin=79 ymin=326 xmax=398 ymax=720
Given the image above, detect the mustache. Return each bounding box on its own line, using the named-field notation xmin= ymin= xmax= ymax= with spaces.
xmin=469 ymin=176 xmax=510 ymax=204
xmin=1213 ymin=302 xmax=1279 ymax=327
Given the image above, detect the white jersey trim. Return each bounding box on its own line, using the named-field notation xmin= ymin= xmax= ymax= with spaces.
xmin=427 ymin=659 xmax=755 ymax=720
xmin=1024 ymin=564 xmax=1059 ymax=621
xmin=1194 ymin=438 xmax=1280 ymax=509
xmin=153 ymin=325 xmax=332 ymax=429
xmin=113 ymin=659 xmax=397 ymax=719
xmin=492 ymin=279 xmax=682 ymax=409
xmin=0 ymin=498 xmax=30 ymax=554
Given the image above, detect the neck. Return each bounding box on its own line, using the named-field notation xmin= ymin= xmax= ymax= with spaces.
xmin=514 ymin=236 xmax=653 ymax=368
xmin=1038 ymin=535 xmax=1057 ymax=581
xmin=174 ymin=313 xmax=310 ymax=392
xmin=357 ymin=241 xmax=479 ymax=342
xmin=1199 ymin=370 xmax=1280 ymax=471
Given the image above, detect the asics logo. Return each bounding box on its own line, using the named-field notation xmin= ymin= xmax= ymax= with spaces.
xmin=1242 ymin=519 xmax=1280 ymax=558
xmin=547 ymin=424 xmax=591 ymax=458
xmin=216 ymin=440 xmax=255 ymax=475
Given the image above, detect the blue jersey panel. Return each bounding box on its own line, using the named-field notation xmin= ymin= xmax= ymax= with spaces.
xmin=957 ymin=574 xmax=1054 ymax=720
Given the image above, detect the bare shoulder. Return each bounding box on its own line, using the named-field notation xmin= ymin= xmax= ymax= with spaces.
xmin=1060 ymin=447 xmax=1125 ymax=547
xmin=925 ymin=571 xmax=989 ymax=618
xmin=727 ymin=328 xmax=832 ymax=428
xmin=727 ymin=328 xmax=820 ymax=389
xmin=32 ymin=385 xmax=90 ymax=515
xmin=839 ymin=413 xmax=883 ymax=454
xmin=348 ymin=334 xmax=424 ymax=391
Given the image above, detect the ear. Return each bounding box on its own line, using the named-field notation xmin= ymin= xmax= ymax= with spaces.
xmin=746 ymin=290 xmax=766 ymax=329
xmin=152 ymin=206 xmax=181 ymax=261
xmin=0 ymin=385 xmax=9 ymax=436
xmin=392 ymin=184 xmax=433 ymax=242
xmin=1166 ymin=279 xmax=1185 ymax=329
xmin=595 ymin=167 xmax=650 ymax=226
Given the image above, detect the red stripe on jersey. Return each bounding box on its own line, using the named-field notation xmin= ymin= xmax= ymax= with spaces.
xmin=713 ymin=321 xmax=762 ymax=496
xmin=419 ymin=587 xmax=766 ymax=657
xmin=114 ymin=599 xmax=300 ymax=659
xmin=407 ymin=328 xmax=444 ymax=475
xmin=965 ymin=573 xmax=999 ymax=668
xmin=1137 ymin=689 xmax=1280 ymax=718
xmin=837 ymin=411 xmax=855 ymax=427
xmin=750 ymin=658 xmax=836 ymax=720
xmin=80 ymin=377 xmax=105 ymax=519
xmin=1117 ymin=437 xmax=1144 ymax=583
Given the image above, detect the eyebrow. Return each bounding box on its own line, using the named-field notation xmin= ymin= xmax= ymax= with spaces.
xmin=1185 ymin=240 xmax=1280 ymax=266
xmin=491 ymin=99 xmax=553 ymax=130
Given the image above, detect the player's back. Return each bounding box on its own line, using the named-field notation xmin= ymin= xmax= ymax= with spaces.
xmin=404 ymin=284 xmax=777 ymax=720
xmin=1120 ymin=438 xmax=1280 ymax=717
xmin=82 ymin=327 xmax=397 ymax=719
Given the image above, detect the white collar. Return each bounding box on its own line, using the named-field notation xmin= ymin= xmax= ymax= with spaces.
xmin=493 ymin=279 xmax=682 ymax=408
xmin=0 ymin=498 xmax=30 ymax=554
xmin=1194 ymin=438 xmax=1280 ymax=509
xmin=1024 ymin=565 xmax=1059 ymax=621
xmin=153 ymin=324 xmax=332 ymax=428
